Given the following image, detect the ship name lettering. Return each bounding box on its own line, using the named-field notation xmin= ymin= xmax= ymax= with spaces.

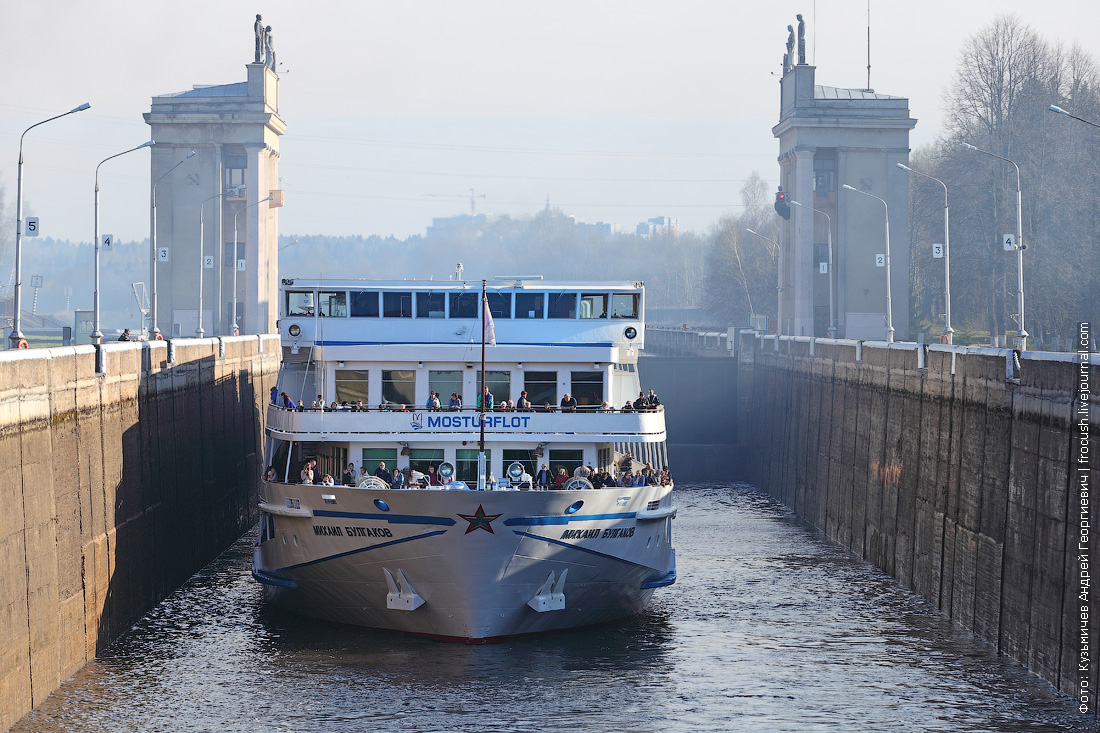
xmin=427 ymin=415 xmax=532 ymax=429
xmin=559 ymin=527 xmax=634 ymax=540
xmin=345 ymin=526 xmax=394 ymax=538
xmin=313 ymin=525 xmax=344 ymax=536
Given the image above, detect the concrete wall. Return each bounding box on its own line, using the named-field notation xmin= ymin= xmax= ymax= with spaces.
xmin=737 ymin=334 xmax=1096 ymax=708
xmin=0 ymin=335 xmax=280 ymax=731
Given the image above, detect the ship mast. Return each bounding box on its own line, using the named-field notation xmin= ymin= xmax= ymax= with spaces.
xmin=478 ymin=278 xmax=487 ymax=490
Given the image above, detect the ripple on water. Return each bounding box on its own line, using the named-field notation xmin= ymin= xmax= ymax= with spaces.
xmin=11 ymin=484 xmax=1097 ymax=733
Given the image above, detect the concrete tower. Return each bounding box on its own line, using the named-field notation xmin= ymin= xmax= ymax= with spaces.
xmin=773 ymin=63 xmax=916 ymax=341
xmin=143 ymin=26 xmax=285 ymax=337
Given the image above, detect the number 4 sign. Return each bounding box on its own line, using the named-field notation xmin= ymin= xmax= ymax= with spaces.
xmin=101 ymin=234 xmax=113 ymax=250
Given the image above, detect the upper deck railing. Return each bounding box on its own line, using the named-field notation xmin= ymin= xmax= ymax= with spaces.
xmin=266 ymin=403 xmax=667 ymax=443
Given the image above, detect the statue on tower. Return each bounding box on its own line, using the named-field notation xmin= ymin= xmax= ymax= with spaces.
xmin=784 ymin=24 xmax=795 ymax=74
xmin=797 ymin=14 xmax=806 ymax=65
xmin=254 ymin=14 xmax=265 ymax=64
xmin=264 ymin=25 xmax=276 ymax=70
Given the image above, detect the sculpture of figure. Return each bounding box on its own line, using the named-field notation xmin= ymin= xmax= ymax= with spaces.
xmin=264 ymin=26 xmax=276 ymax=70
xmin=797 ymin=14 xmax=806 ymax=65
xmin=254 ymin=14 xmax=264 ymax=64
xmin=785 ymin=24 xmax=795 ymax=74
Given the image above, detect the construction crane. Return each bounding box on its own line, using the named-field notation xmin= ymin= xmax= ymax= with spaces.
xmin=423 ymin=188 xmax=486 ymax=215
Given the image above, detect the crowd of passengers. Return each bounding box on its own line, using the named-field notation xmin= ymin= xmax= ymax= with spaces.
xmin=271 ymin=453 xmax=671 ymax=489
xmin=271 ymin=386 xmax=662 ymax=413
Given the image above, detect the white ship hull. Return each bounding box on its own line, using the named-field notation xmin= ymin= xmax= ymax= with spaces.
xmin=253 ymin=480 xmax=676 ymax=641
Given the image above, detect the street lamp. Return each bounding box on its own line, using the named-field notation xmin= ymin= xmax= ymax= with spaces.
xmin=841 ymin=184 xmax=894 ymax=343
xmin=11 ymin=103 xmax=91 ymax=348
xmin=960 ymin=142 xmax=1027 ymax=351
xmin=93 ymin=140 xmax=154 ymax=344
xmin=231 ymin=194 xmax=273 ymax=335
xmin=788 ymin=200 xmax=836 ymax=338
xmin=897 ymin=163 xmax=952 ymax=344
xmin=150 ymin=150 xmax=196 ymax=338
xmin=1049 ymin=104 xmax=1100 ymax=129
xmin=196 ymin=187 xmax=242 ymax=337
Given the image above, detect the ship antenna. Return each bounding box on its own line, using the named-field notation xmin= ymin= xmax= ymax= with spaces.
xmin=866 ymin=0 xmax=872 ymax=91
xmin=478 ymin=279 xmax=487 ymax=490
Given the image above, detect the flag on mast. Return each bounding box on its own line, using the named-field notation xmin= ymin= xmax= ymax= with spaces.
xmin=484 ymin=302 xmax=497 ymax=345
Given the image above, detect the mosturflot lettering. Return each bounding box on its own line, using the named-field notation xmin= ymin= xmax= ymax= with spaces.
xmin=427 ymin=415 xmax=532 ymax=429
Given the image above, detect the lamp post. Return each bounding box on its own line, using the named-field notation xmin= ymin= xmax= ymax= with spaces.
xmin=897 ymin=163 xmax=952 ymax=344
xmin=196 ymin=188 xmax=239 ymax=337
xmin=150 ymin=150 xmax=196 ymax=339
xmin=231 ymin=194 xmax=273 ymax=336
xmin=11 ymin=103 xmax=91 ymax=348
xmin=788 ymin=200 xmax=836 ymax=338
xmin=746 ymin=228 xmax=781 ymax=331
xmin=93 ymin=140 xmax=154 ymax=344
xmin=842 ymin=184 xmax=894 ymax=343
xmin=960 ymin=142 xmax=1026 ymax=351
xmin=1049 ymin=104 xmax=1100 ymax=129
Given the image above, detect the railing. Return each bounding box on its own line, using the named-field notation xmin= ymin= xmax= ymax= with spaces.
xmin=266 ymin=403 xmax=667 ymax=441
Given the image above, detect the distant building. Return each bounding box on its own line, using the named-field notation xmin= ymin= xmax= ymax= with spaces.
xmin=425 ymin=214 xmax=489 ymax=239
xmin=143 ymin=30 xmax=285 ymax=336
xmin=576 ymin=220 xmax=614 ymax=238
xmin=773 ymin=62 xmax=916 ymax=340
xmin=635 ymin=217 xmax=678 ymax=238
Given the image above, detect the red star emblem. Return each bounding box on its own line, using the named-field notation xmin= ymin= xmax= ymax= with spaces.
xmin=457 ymin=504 xmax=503 ymax=535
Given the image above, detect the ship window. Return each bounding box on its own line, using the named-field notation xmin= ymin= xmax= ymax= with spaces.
xmin=409 ymin=449 xmax=444 ymax=480
xmin=363 ymin=448 xmax=397 ymax=475
xmin=286 ymin=291 xmax=314 ymax=316
xmin=503 ymin=450 xmax=537 ymax=480
xmin=335 ymin=370 xmax=369 ymax=404
xmin=570 ymin=371 xmax=604 ymax=406
xmin=350 ymin=291 xmax=379 ymax=317
xmin=382 ymin=370 xmax=416 ymax=406
xmin=319 ymin=291 xmax=347 ymax=317
xmin=549 ymin=449 xmax=584 ymax=478
xmin=449 ymin=292 xmax=478 ymax=319
xmin=383 ymin=292 xmax=413 ymax=318
xmin=429 ymin=371 xmax=462 ymax=405
xmin=548 ymin=292 xmax=577 ymax=319
xmin=524 ymin=371 xmax=557 ymax=407
xmin=611 ymin=293 xmax=639 ymax=319
xmin=579 ymin=294 xmax=608 ymax=319
xmin=456 ymin=449 xmax=490 ymax=485
xmin=486 ymin=292 xmax=512 ymax=318
xmin=515 ymin=292 xmax=544 ymax=319
xmin=416 ymin=292 xmax=446 ymax=318
xmin=477 ymin=371 xmax=510 ymax=406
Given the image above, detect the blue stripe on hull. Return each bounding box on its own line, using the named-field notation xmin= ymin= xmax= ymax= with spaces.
xmin=312 ymin=509 xmax=456 ymax=526
xmin=276 ymin=529 xmax=450 ymax=572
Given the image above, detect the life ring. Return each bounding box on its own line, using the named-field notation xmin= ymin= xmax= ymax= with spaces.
xmin=939 ymin=333 xmax=950 ymax=344
xmin=154 ymin=333 xmax=164 ymax=341
xmin=16 ymin=339 xmax=28 ymax=349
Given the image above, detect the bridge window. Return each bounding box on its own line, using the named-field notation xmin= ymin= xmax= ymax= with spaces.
xmin=350 ymin=291 xmax=379 ymax=317
xmin=449 ymin=292 xmax=478 ymax=319
xmin=409 ymin=449 xmax=444 ymax=479
xmin=416 ymin=292 xmax=446 ymax=318
xmin=515 ymin=292 xmax=544 ymax=319
xmin=383 ymin=292 xmax=413 ymax=318
xmin=570 ymin=371 xmax=604 ymax=406
xmin=549 ymin=449 xmax=583 ymax=477
xmin=287 ymin=291 xmax=314 ymax=316
xmin=335 ymin=370 xmax=369 ymax=404
xmin=382 ymin=370 xmax=416 ymax=406
xmin=548 ymin=292 xmax=577 ymax=319
xmin=611 ymin=293 xmax=638 ymax=319
xmin=319 ymin=291 xmax=347 ymax=317
xmin=456 ymin=449 xmax=490 ymax=485
xmin=503 ymin=450 xmax=537 ymax=480
xmin=486 ymin=292 xmax=512 ymax=318
xmin=579 ymin=294 xmax=608 ymax=319
xmin=524 ymin=371 xmax=557 ymax=407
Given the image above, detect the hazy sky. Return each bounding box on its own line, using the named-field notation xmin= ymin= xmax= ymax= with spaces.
xmin=0 ymin=1 xmax=1094 ymax=245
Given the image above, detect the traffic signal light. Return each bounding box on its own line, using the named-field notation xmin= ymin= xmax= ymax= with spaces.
xmin=774 ymin=190 xmax=791 ymax=220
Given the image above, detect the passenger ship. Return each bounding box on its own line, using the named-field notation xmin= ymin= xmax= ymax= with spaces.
xmin=253 ymin=276 xmax=676 ymax=641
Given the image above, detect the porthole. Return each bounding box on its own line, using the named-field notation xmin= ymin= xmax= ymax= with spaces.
xmin=566 ymin=500 xmax=584 ymax=514
xmin=288 ymin=324 xmax=301 ymax=337
xmin=624 ymin=326 xmax=637 ymax=340
xmin=374 ymin=498 xmax=391 ymax=512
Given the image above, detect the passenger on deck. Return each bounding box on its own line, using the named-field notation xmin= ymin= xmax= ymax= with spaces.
xmin=621 ymin=402 xmax=634 ymax=413
xmin=560 ymin=393 xmax=578 ymax=412
xmin=478 ymin=386 xmax=494 ymax=410
xmin=355 ymin=400 xmax=365 ymax=411
xmin=516 ymin=391 xmax=532 ymax=411
xmin=554 ymin=467 xmax=569 ymax=489
xmin=449 ymin=392 xmax=462 ymax=410
xmin=427 ymin=465 xmax=439 ymax=485
xmin=342 ymin=463 xmax=356 ymax=486
xmin=427 ymin=391 xmax=441 ymax=411
xmin=310 ymin=401 xmax=319 ymax=410
xmin=280 ymin=392 xmax=295 ymax=410
xmin=543 ymin=402 xmax=554 ymax=412
xmin=300 ymin=460 xmax=315 ymax=484
xmin=573 ymin=464 xmax=591 ymax=479
xmin=633 ymin=392 xmax=648 ymax=410
xmin=359 ymin=466 xmax=369 ymax=482
xmin=270 ymin=386 xmax=278 ymax=404
xmin=264 ymin=467 xmax=277 ymax=481
xmin=408 ymin=468 xmax=426 ymax=487
xmin=599 ymin=468 xmax=614 ymax=486
xmin=374 ymin=462 xmax=393 ymax=484
xmin=647 ymin=389 xmax=661 ymax=408
xmin=495 ymin=399 xmax=508 ymax=412
xmin=392 ymin=469 xmax=406 ymax=488
xmin=590 ymin=471 xmax=605 ymax=489
xmin=598 ymin=401 xmax=611 ymax=412
xmin=329 ymin=401 xmax=339 ymax=412
xmin=618 ymin=471 xmax=633 ymax=487
xmin=660 ymin=467 xmax=672 ymax=485
xmin=321 ymin=474 xmax=335 ymax=486
xmin=535 ymin=464 xmax=553 ymax=488
xmin=633 ymin=471 xmax=647 ymax=487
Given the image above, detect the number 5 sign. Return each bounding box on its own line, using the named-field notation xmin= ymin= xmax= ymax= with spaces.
xmin=25 ymin=217 xmax=39 ymax=236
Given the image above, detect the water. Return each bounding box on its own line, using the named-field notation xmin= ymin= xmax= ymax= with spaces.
xmin=14 ymin=485 xmax=1096 ymax=732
